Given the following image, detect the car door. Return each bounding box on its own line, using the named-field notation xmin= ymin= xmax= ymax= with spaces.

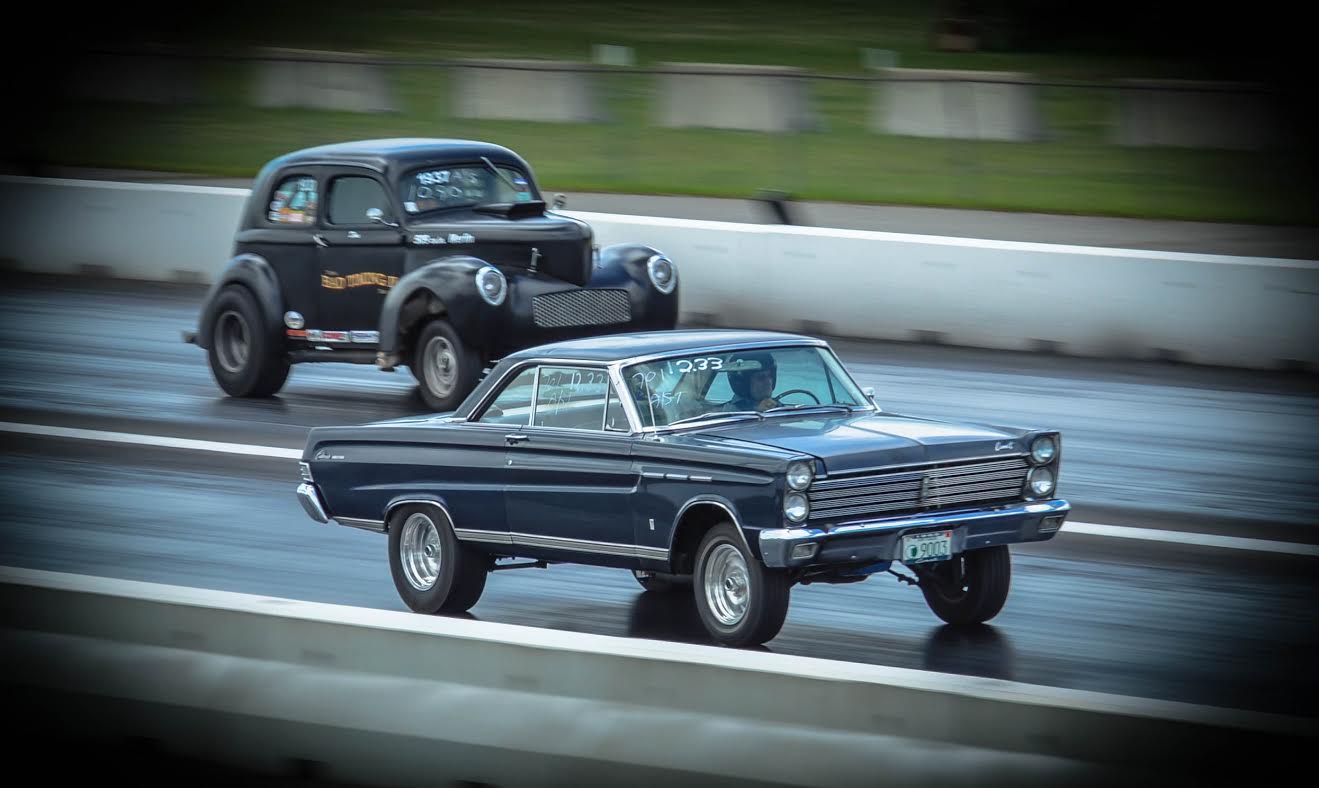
xmin=503 ymin=365 xmax=640 ymax=567
xmin=235 ymin=168 xmax=322 ymax=327
xmin=315 ymin=172 xmax=405 ymax=341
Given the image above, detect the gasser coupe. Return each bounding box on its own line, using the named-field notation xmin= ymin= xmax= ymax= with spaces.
xmin=297 ymin=330 xmax=1069 ymax=647
xmin=184 ymin=139 xmax=678 ymax=410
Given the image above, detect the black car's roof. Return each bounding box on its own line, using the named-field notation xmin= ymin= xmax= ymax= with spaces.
xmin=262 ymin=138 xmax=533 ymax=180
xmin=503 ymin=330 xmax=824 ymax=364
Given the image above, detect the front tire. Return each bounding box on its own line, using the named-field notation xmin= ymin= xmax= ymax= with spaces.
xmin=692 ymin=523 xmax=790 ymax=647
xmin=917 ymin=546 xmax=1012 ymax=626
xmin=387 ymin=504 xmax=489 ymax=614
xmin=205 ymin=285 xmax=290 ymax=397
xmin=411 ymin=319 xmax=480 ymax=412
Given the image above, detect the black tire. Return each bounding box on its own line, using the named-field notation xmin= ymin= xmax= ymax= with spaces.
xmin=206 ymin=285 xmax=290 ymax=397
xmin=632 ymin=569 xmax=690 ymax=594
xmin=387 ymin=504 xmax=489 ymax=614
xmin=411 ymin=319 xmax=480 ymax=412
xmin=692 ymin=523 xmax=790 ymax=647
xmin=917 ymin=546 xmax=1012 ymax=626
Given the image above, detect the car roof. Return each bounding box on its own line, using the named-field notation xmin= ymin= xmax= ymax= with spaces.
xmin=502 ymin=329 xmax=825 ymax=364
xmin=263 ymin=138 xmax=533 ymax=179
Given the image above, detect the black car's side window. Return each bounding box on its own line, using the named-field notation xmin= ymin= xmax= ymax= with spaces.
xmin=268 ymin=175 xmax=318 ymax=225
xmin=476 ymin=367 xmax=537 ymax=425
xmin=328 ymin=176 xmax=391 ymax=226
xmin=533 ymin=367 xmax=613 ymax=431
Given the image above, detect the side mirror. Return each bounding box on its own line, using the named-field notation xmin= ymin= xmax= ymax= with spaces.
xmin=552 ymin=193 xmax=567 ymax=210
xmin=862 ymin=386 xmax=877 ymax=406
xmin=366 ymin=207 xmax=399 ymax=228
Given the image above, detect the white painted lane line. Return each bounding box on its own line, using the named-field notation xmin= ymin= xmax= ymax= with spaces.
xmin=0 ymin=421 xmax=301 ymax=459
xmin=5 ymin=420 xmax=1317 ymax=557
xmin=1062 ymin=521 xmax=1319 ymax=557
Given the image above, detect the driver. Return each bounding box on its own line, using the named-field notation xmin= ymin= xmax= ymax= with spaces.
xmin=723 ymin=352 xmax=780 ymax=412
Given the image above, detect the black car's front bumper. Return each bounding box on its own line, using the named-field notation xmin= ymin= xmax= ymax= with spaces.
xmin=758 ymin=499 xmax=1070 ymax=568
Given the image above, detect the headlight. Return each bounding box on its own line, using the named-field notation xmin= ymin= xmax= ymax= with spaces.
xmin=1027 ymin=467 xmax=1056 ymax=498
xmin=646 ymin=254 xmax=677 ymax=294
xmin=786 ymin=460 xmax=814 ymax=491
xmin=784 ymin=492 xmax=809 ymax=523
xmin=1030 ymin=435 xmax=1058 ymax=465
xmin=475 ymin=266 xmax=507 ymax=306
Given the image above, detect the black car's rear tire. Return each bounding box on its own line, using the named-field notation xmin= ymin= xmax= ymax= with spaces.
xmin=632 ymin=569 xmax=690 ymax=593
xmin=917 ymin=546 xmax=1012 ymax=626
xmin=411 ymin=319 xmax=480 ymax=412
xmin=387 ymin=504 xmax=489 ymax=614
xmin=692 ymin=523 xmax=790 ymax=647
xmin=206 ymin=285 xmax=289 ymax=397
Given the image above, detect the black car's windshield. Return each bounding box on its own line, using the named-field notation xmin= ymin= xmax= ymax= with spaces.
xmin=399 ymin=164 xmax=535 ymax=215
xmin=623 ymin=346 xmax=868 ymax=428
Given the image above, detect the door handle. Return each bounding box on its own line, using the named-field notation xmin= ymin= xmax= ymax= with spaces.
xmin=313 ymin=234 xmax=328 ymax=248
xmin=346 ymin=231 xmax=361 ymax=239
xmin=505 ymin=434 xmax=530 ymax=445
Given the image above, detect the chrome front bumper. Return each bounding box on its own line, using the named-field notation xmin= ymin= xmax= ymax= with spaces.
xmin=758 ymin=500 xmax=1070 ymax=568
xmin=297 ymin=482 xmax=330 ymax=523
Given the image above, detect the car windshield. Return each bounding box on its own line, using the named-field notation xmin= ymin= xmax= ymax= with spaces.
xmin=399 ymin=163 xmax=535 ymax=215
xmin=623 ymin=345 xmax=869 ymax=428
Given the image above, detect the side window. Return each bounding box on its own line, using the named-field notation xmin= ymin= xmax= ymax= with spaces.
xmin=268 ymin=175 xmax=318 ymax=225
xmin=476 ymin=368 xmax=537 ymax=426
xmin=533 ymin=367 xmax=611 ymax=430
xmin=604 ymin=384 xmax=629 ymax=432
xmin=328 ymin=176 xmax=391 ymax=225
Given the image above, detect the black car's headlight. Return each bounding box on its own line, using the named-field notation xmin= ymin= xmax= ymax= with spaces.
xmin=1026 ymin=466 xmax=1056 ymax=498
xmin=786 ymin=460 xmax=814 ymax=491
xmin=475 ymin=266 xmax=507 ymax=306
xmin=646 ymin=254 xmax=677 ymax=294
xmin=784 ymin=492 xmax=809 ymax=523
xmin=1029 ymin=435 xmax=1058 ymax=465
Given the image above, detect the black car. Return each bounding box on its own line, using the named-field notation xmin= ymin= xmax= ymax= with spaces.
xmin=185 ymin=138 xmax=679 ymax=409
xmin=297 ymin=330 xmax=1069 ymax=647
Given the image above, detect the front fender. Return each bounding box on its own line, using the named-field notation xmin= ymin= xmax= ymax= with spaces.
xmin=589 ymin=243 xmax=679 ymax=328
xmin=195 ymin=254 xmax=283 ymax=350
xmin=378 ymin=256 xmax=496 ymax=355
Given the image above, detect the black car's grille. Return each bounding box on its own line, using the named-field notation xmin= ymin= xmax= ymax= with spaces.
xmin=532 ymin=289 xmax=631 ymax=329
xmin=807 ymin=456 xmax=1029 ymax=522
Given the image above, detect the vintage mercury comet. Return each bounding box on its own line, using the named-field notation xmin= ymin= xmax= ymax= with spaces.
xmin=297 ymin=330 xmax=1069 ymax=646
xmin=185 ymin=139 xmax=678 ymax=410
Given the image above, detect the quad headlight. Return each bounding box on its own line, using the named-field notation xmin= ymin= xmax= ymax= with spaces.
xmin=786 ymin=460 xmax=815 ymax=491
xmin=784 ymin=492 xmax=809 ymax=523
xmin=646 ymin=254 xmax=677 ymax=294
xmin=1029 ymin=435 xmax=1059 ymax=465
xmin=1027 ymin=467 xmax=1056 ymax=498
xmin=475 ymin=266 xmax=507 ymax=306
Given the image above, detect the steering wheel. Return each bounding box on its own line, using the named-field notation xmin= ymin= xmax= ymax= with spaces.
xmin=774 ymin=388 xmax=821 ymax=405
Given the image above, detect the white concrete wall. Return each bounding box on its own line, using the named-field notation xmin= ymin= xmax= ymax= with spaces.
xmin=656 ymin=63 xmax=815 ymax=133
xmin=255 ymin=50 xmax=397 ymax=113
xmin=450 ymin=60 xmax=604 ymax=123
xmin=1 ymin=177 xmax=1315 ymax=370
xmin=1113 ymin=80 xmax=1290 ymax=150
xmin=871 ymin=69 xmax=1043 ymax=142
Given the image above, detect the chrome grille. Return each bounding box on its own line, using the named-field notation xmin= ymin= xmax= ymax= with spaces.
xmin=532 ymin=289 xmax=631 ymax=329
xmin=807 ymin=457 xmax=1029 ymax=522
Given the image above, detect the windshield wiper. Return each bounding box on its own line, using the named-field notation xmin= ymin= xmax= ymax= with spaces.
xmin=763 ymin=403 xmax=855 ymax=415
xmin=667 ymin=410 xmax=764 ymax=427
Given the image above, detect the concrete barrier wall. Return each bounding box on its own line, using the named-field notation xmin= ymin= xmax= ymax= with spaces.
xmin=2 ymin=568 xmax=1310 ymax=786
xmin=451 ymin=60 xmax=604 ymax=123
xmin=656 ymin=63 xmax=815 ymax=133
xmin=1113 ymin=80 xmax=1288 ymax=150
xmin=871 ymin=69 xmax=1043 ymax=141
xmin=255 ymin=50 xmax=398 ymax=113
xmin=1 ymin=177 xmax=1315 ymax=370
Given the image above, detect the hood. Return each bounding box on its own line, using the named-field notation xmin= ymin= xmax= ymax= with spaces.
xmin=408 ymin=210 xmax=593 ymax=286
xmin=700 ymin=411 xmax=1028 ymax=473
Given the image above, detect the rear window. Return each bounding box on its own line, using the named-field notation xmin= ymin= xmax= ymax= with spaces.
xmin=268 ymin=175 xmax=318 ymax=225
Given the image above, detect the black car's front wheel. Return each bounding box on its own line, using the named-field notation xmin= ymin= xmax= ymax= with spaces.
xmin=387 ymin=504 xmax=489 ymax=614
xmin=916 ymin=546 xmax=1011 ymax=626
xmin=205 ymin=285 xmax=289 ymax=397
xmin=692 ymin=523 xmax=790 ymax=647
xmin=412 ymin=319 xmax=480 ymax=412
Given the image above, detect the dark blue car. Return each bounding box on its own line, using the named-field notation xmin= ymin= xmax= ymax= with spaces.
xmin=298 ymin=330 xmax=1068 ymax=646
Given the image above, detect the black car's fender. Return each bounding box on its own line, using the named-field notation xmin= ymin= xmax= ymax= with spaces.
xmin=589 ymin=243 xmax=680 ymax=326
xmin=195 ymin=254 xmax=284 ymax=350
xmin=378 ymin=256 xmax=501 ymax=357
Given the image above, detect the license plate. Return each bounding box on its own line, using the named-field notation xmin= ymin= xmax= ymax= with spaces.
xmin=901 ymin=530 xmax=953 ymax=564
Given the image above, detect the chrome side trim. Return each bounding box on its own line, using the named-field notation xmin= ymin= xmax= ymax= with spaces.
xmin=641 ymin=472 xmax=667 ymax=479
xmin=335 ymin=516 xmax=386 ymax=533
xmin=451 ymin=528 xmax=668 ymax=560
xmin=453 ymin=527 xmax=513 ymax=545
xmin=667 ymin=499 xmax=754 ymax=556
xmin=690 ymin=475 xmax=714 ymax=483
xmin=382 ymin=499 xmax=457 ymax=533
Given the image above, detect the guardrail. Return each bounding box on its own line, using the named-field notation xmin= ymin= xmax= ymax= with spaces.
xmin=2 ymin=567 xmax=1311 ymax=786
xmin=1 ymin=176 xmax=1316 ymax=371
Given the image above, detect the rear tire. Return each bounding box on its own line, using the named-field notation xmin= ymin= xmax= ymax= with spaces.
xmin=692 ymin=523 xmax=790 ymax=647
xmin=205 ymin=285 xmax=289 ymax=397
xmin=411 ymin=319 xmax=480 ymax=412
xmin=387 ymin=504 xmax=489 ymax=614
xmin=917 ymin=546 xmax=1011 ymax=626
